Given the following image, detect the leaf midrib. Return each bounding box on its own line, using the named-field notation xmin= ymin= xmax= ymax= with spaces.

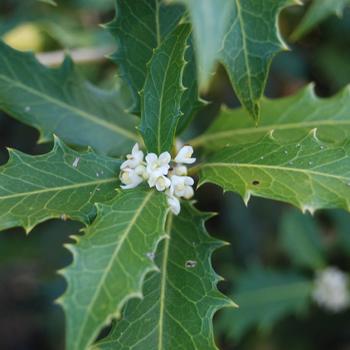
xmin=202 ymin=162 xmax=350 ymax=182
xmin=75 ymin=190 xmax=155 ymax=348
xmin=234 ymin=0 xmax=254 ymax=106
xmin=0 ymin=74 xmax=139 ymax=141
xmin=155 ymin=32 xmax=179 ymax=153
xmin=190 ymin=119 xmax=350 ymax=146
xmin=157 ymin=213 xmax=172 ymax=350
xmin=0 ymin=177 xmax=117 ymax=200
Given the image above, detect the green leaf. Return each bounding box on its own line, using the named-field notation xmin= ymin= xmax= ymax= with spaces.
xmin=219 ymin=0 xmax=295 ymax=121
xmin=109 ymin=1 xmax=203 ymax=131
xmin=199 ymin=131 xmax=350 ymax=213
xmin=0 ymin=41 xmax=139 ymax=156
xmin=218 ymin=267 xmax=311 ymax=340
xmin=170 ymin=0 xmax=234 ymax=88
xmin=140 ymin=24 xmax=191 ymax=153
xmin=280 ymin=209 xmax=326 ymax=270
xmin=291 ymin=0 xmax=350 ymax=40
xmin=60 ymin=188 xmax=168 ymax=350
xmin=176 ymin=37 xmax=206 ymax=134
xmin=108 ymin=0 xmax=184 ymax=113
xmin=172 ymin=0 xmax=295 ymax=119
xmin=0 ymin=138 xmax=120 ymax=233
xmin=94 ymin=202 xmax=234 ymax=350
xmin=191 ymin=85 xmax=350 ymax=150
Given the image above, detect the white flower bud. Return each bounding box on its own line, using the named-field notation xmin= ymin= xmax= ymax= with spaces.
xmin=174 ymin=145 xmax=196 ymax=164
xmin=146 ymin=152 xmax=171 ymax=177
xmin=154 ymin=175 xmax=171 ymax=192
xmin=119 ymin=143 xmax=196 ymax=214
xmin=135 ymin=165 xmax=148 ymax=180
xmin=312 ymin=267 xmax=349 ymax=312
xmin=120 ymin=168 xmax=143 ymax=189
xmin=167 ymin=194 xmax=181 ymax=215
xmin=174 ymin=165 xmax=188 ymax=176
xmin=121 ymin=143 xmax=144 ymax=169
xmin=169 ymin=175 xmax=195 ymax=198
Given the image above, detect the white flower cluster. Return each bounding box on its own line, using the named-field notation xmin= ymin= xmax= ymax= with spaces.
xmin=119 ymin=143 xmax=196 ymax=215
xmin=312 ymin=267 xmax=349 ymax=312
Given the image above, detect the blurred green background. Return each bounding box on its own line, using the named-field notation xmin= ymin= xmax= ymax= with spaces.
xmin=1 ymin=1 xmax=350 ymax=349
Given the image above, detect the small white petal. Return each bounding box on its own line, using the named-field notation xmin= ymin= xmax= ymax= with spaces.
xmin=175 ymin=139 xmax=184 ymax=153
xmin=174 ymin=145 xmax=196 ymax=164
xmin=183 ymin=186 xmax=194 ymax=199
xmin=159 ymin=164 xmax=170 ymax=175
xmin=120 ymin=168 xmax=143 ymax=189
xmin=120 ymin=159 xmax=130 ymax=170
xmin=135 ymin=165 xmax=149 ymax=180
xmin=146 ymin=152 xmax=170 ymax=178
xmin=159 ymin=151 xmax=171 ymax=164
xmin=122 ymin=143 xmax=144 ymax=169
xmin=155 ymin=176 xmax=171 ymax=192
xmin=174 ymin=165 xmax=187 ymax=176
xmin=184 ymin=176 xmax=194 ymax=186
xmin=167 ymin=195 xmax=181 ymax=215
xmin=145 ymin=153 xmax=157 ymax=164
xmin=131 ymin=143 xmax=140 ymax=154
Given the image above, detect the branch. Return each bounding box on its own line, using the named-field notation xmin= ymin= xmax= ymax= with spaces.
xmin=35 ymin=46 xmax=115 ymax=67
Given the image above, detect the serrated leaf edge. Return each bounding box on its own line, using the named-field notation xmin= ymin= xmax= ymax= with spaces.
xmin=57 ymin=190 xmax=170 ymax=350
xmin=0 ymin=136 xmax=119 ymax=233
xmin=197 ymin=129 xmax=350 ymax=214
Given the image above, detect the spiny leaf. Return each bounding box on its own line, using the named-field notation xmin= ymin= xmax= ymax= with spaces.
xmin=140 ymin=24 xmax=191 ymax=153
xmin=0 ymin=41 xmax=139 ymax=156
xmin=0 ymin=138 xmax=120 ymax=233
xmin=108 ymin=1 xmax=203 ymax=130
xmin=176 ymin=36 xmax=206 ymax=134
xmin=169 ymin=0 xmax=234 ymax=88
xmin=191 ymin=85 xmax=350 ymax=150
xmin=280 ymin=209 xmax=326 ymax=270
xmin=219 ymin=0 xmax=297 ymax=121
xmin=60 ymin=188 xmax=168 ymax=350
xmin=200 ymin=131 xmax=350 ymax=213
xmin=291 ymin=0 xmax=350 ymax=40
xmin=94 ymin=202 xmax=234 ymax=350
xmin=108 ymin=0 xmax=184 ymax=113
xmin=218 ymin=267 xmax=311 ymax=340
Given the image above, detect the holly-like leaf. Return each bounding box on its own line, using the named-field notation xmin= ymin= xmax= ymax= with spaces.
xmin=60 ymin=188 xmax=168 ymax=350
xmin=140 ymin=24 xmax=191 ymax=153
xmin=171 ymin=0 xmax=294 ymax=120
xmin=191 ymin=85 xmax=350 ymax=150
xmin=170 ymin=0 xmax=234 ymax=88
xmin=108 ymin=0 xmax=184 ymax=113
xmin=219 ymin=0 xmax=295 ymax=121
xmin=176 ymin=37 xmax=206 ymax=134
xmin=109 ymin=1 xmax=203 ymax=131
xmin=291 ymin=0 xmax=350 ymax=40
xmin=0 ymin=138 xmax=120 ymax=233
xmin=94 ymin=202 xmax=234 ymax=350
xmin=0 ymin=41 xmax=139 ymax=156
xmin=218 ymin=267 xmax=311 ymax=340
xmin=280 ymin=209 xmax=326 ymax=270
xmin=200 ymin=131 xmax=350 ymax=213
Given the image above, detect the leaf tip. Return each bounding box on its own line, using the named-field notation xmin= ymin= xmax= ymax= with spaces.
xmin=301 ymin=204 xmax=316 ymax=216
xmin=243 ymin=190 xmax=252 ymax=206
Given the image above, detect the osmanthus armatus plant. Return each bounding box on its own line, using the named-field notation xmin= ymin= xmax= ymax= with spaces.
xmin=1 ymin=0 xmax=350 ymax=349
